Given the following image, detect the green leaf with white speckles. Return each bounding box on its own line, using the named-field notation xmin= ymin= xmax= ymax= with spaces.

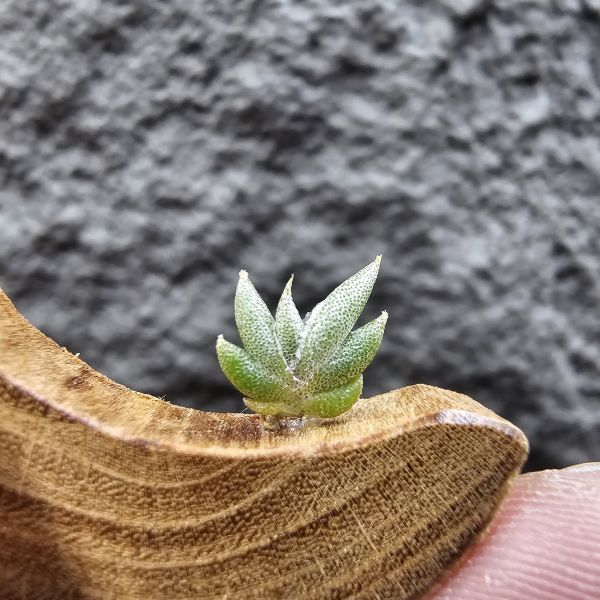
xmin=234 ymin=271 xmax=288 ymax=378
xmin=275 ymin=275 xmax=304 ymax=366
xmin=216 ymin=335 xmax=286 ymax=402
xmin=310 ymin=311 xmax=387 ymax=393
xmin=304 ymin=376 xmax=363 ymax=418
xmin=295 ymin=257 xmax=381 ymax=379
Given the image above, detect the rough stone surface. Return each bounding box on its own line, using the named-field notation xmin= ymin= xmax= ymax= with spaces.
xmin=1 ymin=0 xmax=599 ymax=471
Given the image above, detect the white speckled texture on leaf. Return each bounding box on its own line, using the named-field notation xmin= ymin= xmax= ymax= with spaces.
xmin=216 ymin=335 xmax=286 ymax=403
xmin=274 ymin=275 xmax=304 ymax=366
xmin=295 ymin=256 xmax=381 ymax=379
xmin=234 ymin=271 xmax=288 ymax=378
xmin=311 ymin=311 xmax=388 ymax=393
xmin=219 ymin=258 xmax=386 ymax=418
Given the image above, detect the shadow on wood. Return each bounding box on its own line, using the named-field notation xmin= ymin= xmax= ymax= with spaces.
xmin=0 ymin=290 xmax=528 ymax=599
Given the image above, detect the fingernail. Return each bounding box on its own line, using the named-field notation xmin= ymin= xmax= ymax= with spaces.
xmin=561 ymin=462 xmax=600 ymax=473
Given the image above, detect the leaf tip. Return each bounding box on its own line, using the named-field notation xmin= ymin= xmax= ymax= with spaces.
xmin=239 ymin=269 xmax=249 ymax=280
xmin=216 ymin=334 xmax=229 ymax=354
xmin=375 ymin=254 xmax=382 ymax=265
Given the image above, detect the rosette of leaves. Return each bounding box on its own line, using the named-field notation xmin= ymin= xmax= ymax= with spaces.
xmin=216 ymin=257 xmax=387 ymax=419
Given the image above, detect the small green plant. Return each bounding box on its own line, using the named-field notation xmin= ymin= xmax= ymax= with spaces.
xmin=216 ymin=256 xmax=387 ymax=419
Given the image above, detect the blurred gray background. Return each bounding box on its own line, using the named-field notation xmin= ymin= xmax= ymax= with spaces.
xmin=1 ymin=0 xmax=599 ymax=471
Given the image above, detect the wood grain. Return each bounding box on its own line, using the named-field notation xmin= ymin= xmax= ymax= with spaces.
xmin=0 ymin=289 xmax=528 ymax=599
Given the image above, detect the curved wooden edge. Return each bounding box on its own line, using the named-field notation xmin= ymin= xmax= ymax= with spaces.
xmin=0 ymin=289 xmax=528 ymax=458
xmin=0 ymin=288 xmax=530 ymax=599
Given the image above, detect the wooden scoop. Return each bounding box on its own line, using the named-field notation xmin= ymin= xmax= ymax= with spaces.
xmin=0 ymin=290 xmax=527 ymax=599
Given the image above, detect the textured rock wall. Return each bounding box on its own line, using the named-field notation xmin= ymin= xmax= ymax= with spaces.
xmin=1 ymin=0 xmax=599 ymax=470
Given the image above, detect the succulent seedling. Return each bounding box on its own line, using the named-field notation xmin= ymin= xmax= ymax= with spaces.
xmin=216 ymin=256 xmax=387 ymax=419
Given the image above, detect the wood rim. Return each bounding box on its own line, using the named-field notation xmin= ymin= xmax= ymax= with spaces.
xmin=0 ymin=288 xmax=529 ymax=599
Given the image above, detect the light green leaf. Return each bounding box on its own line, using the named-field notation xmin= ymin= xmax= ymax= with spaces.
xmin=216 ymin=335 xmax=285 ymax=402
xmin=310 ymin=311 xmax=387 ymax=393
xmin=295 ymin=256 xmax=381 ymax=378
xmin=234 ymin=270 xmax=287 ymax=377
xmin=275 ymin=275 xmax=304 ymax=365
xmin=304 ymin=375 xmax=363 ymax=418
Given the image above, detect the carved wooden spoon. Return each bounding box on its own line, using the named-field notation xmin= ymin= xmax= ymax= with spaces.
xmin=0 ymin=289 xmax=527 ymax=599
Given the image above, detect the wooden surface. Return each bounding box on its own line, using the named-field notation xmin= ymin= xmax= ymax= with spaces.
xmin=0 ymin=289 xmax=528 ymax=599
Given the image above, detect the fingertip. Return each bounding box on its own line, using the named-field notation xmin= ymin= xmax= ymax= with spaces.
xmin=428 ymin=466 xmax=600 ymax=600
xmin=560 ymin=462 xmax=600 ymax=474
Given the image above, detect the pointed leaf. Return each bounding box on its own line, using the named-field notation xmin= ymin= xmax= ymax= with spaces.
xmin=295 ymin=257 xmax=381 ymax=378
xmin=304 ymin=375 xmax=363 ymax=418
xmin=275 ymin=275 xmax=304 ymax=365
xmin=311 ymin=311 xmax=387 ymax=393
xmin=234 ymin=271 xmax=287 ymax=377
xmin=216 ymin=335 xmax=286 ymax=402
